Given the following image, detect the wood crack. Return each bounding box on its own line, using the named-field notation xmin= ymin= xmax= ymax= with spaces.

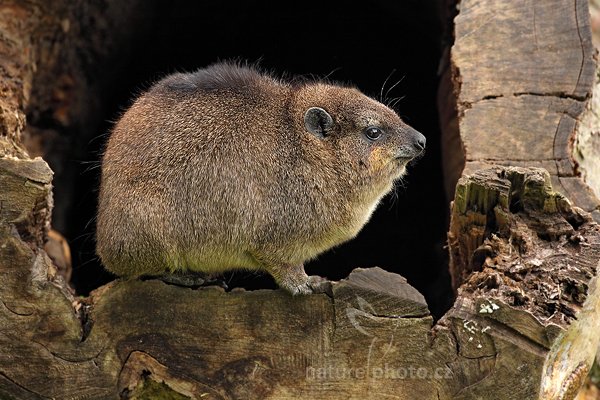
xmin=467 ymin=157 xmax=567 ymax=162
xmin=512 ymin=91 xmax=586 ymax=101
xmin=1 ymin=299 xmax=33 ymax=316
xmin=466 ymin=91 xmax=587 ymax=106
xmin=573 ymin=0 xmax=587 ymax=99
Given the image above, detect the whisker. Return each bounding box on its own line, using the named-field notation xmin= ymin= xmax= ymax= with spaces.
xmin=71 ymin=231 xmax=95 ymax=243
xmin=389 ymin=95 xmax=406 ymax=109
xmin=379 ymin=69 xmax=397 ymax=102
xmin=323 ymin=67 xmax=342 ymax=81
xmin=82 ymin=164 xmax=102 ymax=174
xmin=386 ymin=95 xmax=403 ymax=107
xmin=384 ymin=75 xmax=405 ymax=103
xmin=74 ymin=255 xmax=101 ymax=269
xmin=87 ymin=133 xmax=108 ymax=146
xmin=409 ymin=150 xmax=426 ymax=165
xmin=84 ymin=215 xmax=97 ymax=231
xmin=387 ymin=177 xmax=406 ymax=210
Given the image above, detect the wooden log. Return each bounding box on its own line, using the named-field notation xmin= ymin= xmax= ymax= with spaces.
xmin=0 ymin=1 xmax=36 ymax=158
xmin=2 ymin=160 xmax=600 ymax=399
xmin=437 ymin=1 xmax=600 ymax=396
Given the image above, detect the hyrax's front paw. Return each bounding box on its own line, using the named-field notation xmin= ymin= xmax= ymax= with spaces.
xmin=290 ymin=282 xmax=313 ymax=296
xmin=259 ymin=258 xmax=331 ymax=296
xmin=284 ymin=275 xmax=331 ymax=296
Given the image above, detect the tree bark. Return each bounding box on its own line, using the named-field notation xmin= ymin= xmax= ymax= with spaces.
xmin=439 ymin=0 xmax=600 ymax=222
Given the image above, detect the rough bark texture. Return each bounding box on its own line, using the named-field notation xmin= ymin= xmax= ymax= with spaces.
xmin=437 ymin=1 xmax=600 ymax=397
xmin=1 ymin=0 xmax=600 ymax=399
xmin=18 ymin=0 xmax=156 ymax=235
xmin=574 ymin=67 xmax=600 ymax=202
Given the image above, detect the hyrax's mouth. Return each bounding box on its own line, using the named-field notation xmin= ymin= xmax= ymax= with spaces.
xmin=389 ymin=157 xmax=410 ymax=176
xmin=391 ymin=150 xmax=423 ymax=172
xmin=392 ymin=156 xmax=414 ymax=167
xmin=396 ymin=147 xmax=425 ymax=165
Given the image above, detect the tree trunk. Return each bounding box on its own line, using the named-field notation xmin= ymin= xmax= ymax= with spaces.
xmin=1 ymin=0 xmax=600 ymax=399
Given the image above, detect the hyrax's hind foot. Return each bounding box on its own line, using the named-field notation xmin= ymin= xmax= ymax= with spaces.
xmin=150 ymin=270 xmax=228 ymax=290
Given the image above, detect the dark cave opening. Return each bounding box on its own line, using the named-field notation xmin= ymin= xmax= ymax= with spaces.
xmin=44 ymin=0 xmax=453 ymax=317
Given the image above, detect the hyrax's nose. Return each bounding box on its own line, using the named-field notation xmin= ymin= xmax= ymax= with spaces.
xmin=415 ymin=134 xmax=426 ymax=151
xmin=408 ymin=127 xmax=426 ymax=152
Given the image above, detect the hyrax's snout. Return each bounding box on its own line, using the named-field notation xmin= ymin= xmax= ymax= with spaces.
xmin=397 ymin=126 xmax=426 ymax=159
xmin=411 ymin=129 xmax=426 ymax=152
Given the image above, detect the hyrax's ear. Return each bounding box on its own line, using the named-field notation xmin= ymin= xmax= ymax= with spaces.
xmin=304 ymin=107 xmax=334 ymax=138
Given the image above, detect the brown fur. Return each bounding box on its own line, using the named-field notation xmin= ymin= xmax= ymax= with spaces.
xmin=96 ymin=62 xmax=425 ymax=294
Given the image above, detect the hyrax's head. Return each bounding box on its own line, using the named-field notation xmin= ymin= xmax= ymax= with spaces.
xmin=292 ymin=82 xmax=426 ymax=190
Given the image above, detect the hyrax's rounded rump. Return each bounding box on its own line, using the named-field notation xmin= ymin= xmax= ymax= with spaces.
xmin=96 ymin=62 xmax=425 ymax=295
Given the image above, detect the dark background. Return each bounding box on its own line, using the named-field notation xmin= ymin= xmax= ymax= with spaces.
xmin=64 ymin=0 xmax=452 ymax=316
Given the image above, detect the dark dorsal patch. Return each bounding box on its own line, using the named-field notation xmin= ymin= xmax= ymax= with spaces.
xmin=158 ymin=62 xmax=275 ymax=94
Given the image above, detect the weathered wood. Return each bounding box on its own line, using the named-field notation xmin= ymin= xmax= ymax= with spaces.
xmin=573 ymin=64 xmax=600 ymax=223
xmin=438 ymin=0 xmax=600 ymax=222
xmin=0 ymin=1 xmax=37 ymax=158
xmin=454 ymin=1 xmax=594 ymax=102
xmin=445 ymin=167 xmax=600 ymax=400
xmin=437 ymin=1 xmax=600 ymax=397
xmin=2 ymin=161 xmax=600 ymax=399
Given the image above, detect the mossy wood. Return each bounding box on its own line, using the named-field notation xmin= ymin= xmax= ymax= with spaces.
xmin=1 ymin=0 xmax=600 ymax=399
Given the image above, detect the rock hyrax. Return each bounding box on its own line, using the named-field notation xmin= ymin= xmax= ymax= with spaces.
xmin=96 ymin=62 xmax=426 ymax=295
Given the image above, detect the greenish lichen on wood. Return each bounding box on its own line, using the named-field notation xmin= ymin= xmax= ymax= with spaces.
xmin=128 ymin=378 xmax=192 ymax=400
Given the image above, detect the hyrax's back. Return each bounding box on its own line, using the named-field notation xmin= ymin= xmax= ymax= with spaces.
xmin=97 ymin=62 xmax=426 ymax=294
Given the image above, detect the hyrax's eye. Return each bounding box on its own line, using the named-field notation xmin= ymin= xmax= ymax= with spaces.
xmin=364 ymin=126 xmax=384 ymax=141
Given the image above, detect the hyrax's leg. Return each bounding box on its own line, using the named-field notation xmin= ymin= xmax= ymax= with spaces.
xmin=269 ymin=263 xmax=312 ymax=295
xmin=250 ymin=253 xmax=330 ymax=295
